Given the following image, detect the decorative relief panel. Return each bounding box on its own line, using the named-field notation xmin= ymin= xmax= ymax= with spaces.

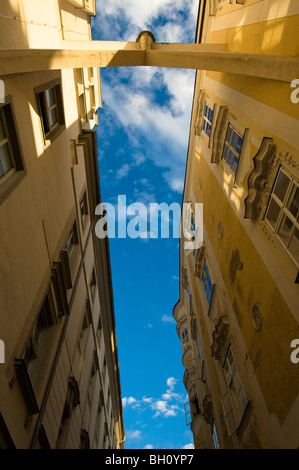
xmin=228 ymin=249 xmax=243 ymax=284
xmin=252 ymin=304 xmax=263 ymax=331
xmin=202 ymin=395 xmax=213 ymax=425
xmin=181 ymin=266 xmax=188 ymax=290
xmin=211 ymin=106 xmax=229 ymax=164
xmin=244 ymin=137 xmax=276 ymax=220
xmin=211 ymin=316 xmax=229 ymax=360
xmin=194 ymin=244 xmax=206 ymax=278
xmin=194 ymin=90 xmax=206 ymax=135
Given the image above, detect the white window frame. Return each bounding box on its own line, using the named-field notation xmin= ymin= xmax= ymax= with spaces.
xmin=0 ymin=107 xmax=16 ymax=184
xmin=222 ymin=123 xmax=244 ymax=174
xmin=264 ymin=166 xmax=299 ymax=268
xmin=202 ymin=102 xmax=214 ymax=139
xmin=221 ymin=346 xmax=247 ymax=435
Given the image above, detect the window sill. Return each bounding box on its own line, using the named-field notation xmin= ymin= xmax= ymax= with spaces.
xmin=43 ymin=124 xmax=65 ymax=145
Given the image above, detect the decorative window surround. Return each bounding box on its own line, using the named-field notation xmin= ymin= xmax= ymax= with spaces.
xmin=208 ymin=103 xmax=218 ymax=149
xmin=194 ymin=244 xmax=206 ymax=279
xmin=244 ymin=137 xmax=276 ymax=220
xmin=211 ymin=316 xmax=229 ymax=360
xmin=194 ymin=90 xmax=206 ymax=135
xmin=0 ymin=97 xmax=25 ymax=204
xmin=202 ymin=103 xmax=214 ymax=140
xmin=264 ymin=165 xmax=299 ymax=268
xmin=211 ymin=106 xmax=229 ymax=164
xmin=202 ymin=395 xmax=213 ymax=425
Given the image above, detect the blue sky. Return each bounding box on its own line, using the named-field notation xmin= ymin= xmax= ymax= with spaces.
xmin=91 ymin=0 xmax=198 ymax=449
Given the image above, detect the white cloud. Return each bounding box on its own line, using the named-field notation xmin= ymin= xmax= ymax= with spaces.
xmin=182 ymin=443 xmax=194 ymax=449
xmin=142 ymin=396 xmax=153 ymax=404
xmin=144 ymin=444 xmax=154 ymax=449
xmin=116 ymin=163 xmax=131 ymax=179
xmin=127 ymin=430 xmax=142 ymax=440
xmin=161 ymin=314 xmax=175 ymax=324
xmin=94 ymin=0 xmax=197 ymax=194
xmin=122 ymin=396 xmax=141 ymax=409
xmin=166 ymin=377 xmax=178 ymax=392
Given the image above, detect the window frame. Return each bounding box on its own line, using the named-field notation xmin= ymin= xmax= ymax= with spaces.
xmin=264 ymin=166 xmax=299 ymax=268
xmin=222 ymin=123 xmax=244 ymax=174
xmin=202 ymin=103 xmax=214 ymax=139
xmin=222 ymin=346 xmax=248 ymax=435
xmin=35 ymin=78 xmax=65 ymax=144
xmin=80 ymin=190 xmax=89 ymax=230
xmin=0 ymin=96 xmax=25 ymax=204
xmin=89 ymin=267 xmax=97 ymax=302
xmin=202 ymin=259 xmax=214 ymax=306
xmin=0 ymin=106 xmax=16 ymax=183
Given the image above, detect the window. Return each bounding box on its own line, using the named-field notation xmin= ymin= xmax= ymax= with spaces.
xmin=0 ymin=99 xmax=25 ymax=201
xmin=265 ymin=167 xmax=299 ymax=266
xmin=76 ymin=68 xmax=87 ymax=122
xmin=23 ymin=291 xmax=56 ymax=375
xmin=202 ymin=104 xmax=213 ymax=138
xmin=87 ymin=359 xmax=97 ymax=406
xmin=36 ymin=80 xmax=65 ymax=142
xmin=222 ymin=124 xmax=243 ymax=173
xmin=80 ymin=191 xmax=88 ymax=229
xmin=89 ymin=267 xmax=97 ymax=302
xmin=78 ymin=308 xmax=89 ymax=357
xmin=0 ymin=107 xmax=15 ymax=183
xmin=212 ymin=423 xmax=220 ymax=449
xmin=65 ymin=222 xmax=78 ymax=259
xmin=181 ymin=327 xmax=190 ymax=352
xmin=89 ymin=85 xmax=95 ymax=110
xmin=202 ymin=261 xmax=213 ymax=305
xmin=221 ymin=347 xmax=247 ymax=435
xmin=181 ymin=328 xmax=188 ymax=339
xmin=56 ymin=377 xmax=80 ymax=449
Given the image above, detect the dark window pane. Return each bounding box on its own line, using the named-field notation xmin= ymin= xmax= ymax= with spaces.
xmin=273 ymin=170 xmax=290 ymax=203
xmin=0 ymin=143 xmax=13 ymax=176
xmin=49 ymin=107 xmax=58 ymax=127
xmin=236 ymin=135 xmax=243 ymax=154
xmin=277 ymin=214 xmax=293 ymax=246
xmin=287 ymin=184 xmax=299 ymax=220
xmin=227 ymin=126 xmax=232 ymax=144
xmin=289 ymin=228 xmax=299 ymax=263
xmin=46 ymin=88 xmax=56 ymax=108
xmin=231 ymin=131 xmax=238 ymax=150
xmin=266 ymin=198 xmax=281 ymax=229
xmin=0 ymin=112 xmax=7 ymax=141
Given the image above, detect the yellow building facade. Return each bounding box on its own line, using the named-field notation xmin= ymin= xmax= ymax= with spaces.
xmin=174 ymin=0 xmax=299 ymax=449
xmin=0 ymin=0 xmax=125 ymax=449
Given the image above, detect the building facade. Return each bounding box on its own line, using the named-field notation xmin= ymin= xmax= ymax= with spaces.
xmin=174 ymin=0 xmax=299 ymax=449
xmin=0 ymin=0 xmax=125 ymax=449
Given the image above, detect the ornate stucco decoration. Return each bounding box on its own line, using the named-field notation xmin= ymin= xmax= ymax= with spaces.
xmin=252 ymin=304 xmax=263 ymax=330
xmin=218 ymin=221 xmax=223 ymax=239
xmin=181 ymin=266 xmax=188 ymax=290
xmin=209 ymin=0 xmax=217 ymax=16
xmin=228 ymin=249 xmax=243 ymax=284
xmin=244 ymin=138 xmax=276 ymax=220
xmin=202 ymin=395 xmax=213 ymax=425
xmin=194 ymin=244 xmax=206 ymax=278
xmin=211 ymin=316 xmax=229 ymax=360
xmin=211 ymin=106 xmax=229 ymax=163
xmin=190 ymin=311 xmax=198 ymax=341
xmin=255 ymin=149 xmax=299 ymax=245
xmin=194 ymin=90 xmax=206 ymax=135
xmin=136 ymin=31 xmax=156 ymax=50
